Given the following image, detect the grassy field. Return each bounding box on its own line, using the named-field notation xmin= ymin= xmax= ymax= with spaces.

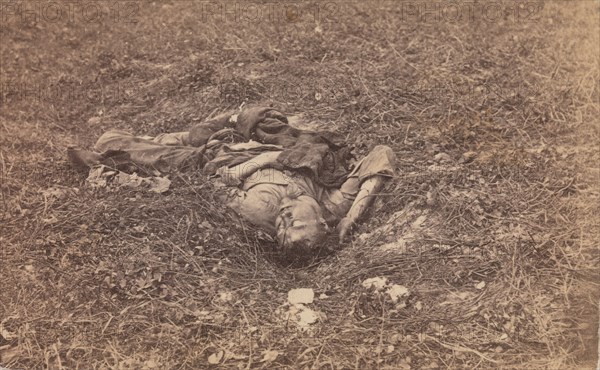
xmin=1 ymin=1 xmax=599 ymax=369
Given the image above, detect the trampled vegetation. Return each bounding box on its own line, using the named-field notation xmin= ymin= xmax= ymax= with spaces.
xmin=1 ymin=1 xmax=598 ymax=368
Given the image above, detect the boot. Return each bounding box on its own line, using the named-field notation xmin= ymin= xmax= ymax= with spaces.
xmin=67 ymin=146 xmax=102 ymax=170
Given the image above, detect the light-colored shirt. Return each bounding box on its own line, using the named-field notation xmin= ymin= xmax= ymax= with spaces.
xmin=222 ymin=168 xmax=353 ymax=233
xmin=220 ymin=145 xmax=396 ymax=233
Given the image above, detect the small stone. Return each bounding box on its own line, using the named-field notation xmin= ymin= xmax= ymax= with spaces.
xmin=287 ymin=288 xmax=314 ymax=305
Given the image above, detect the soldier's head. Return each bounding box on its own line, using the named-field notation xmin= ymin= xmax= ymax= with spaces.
xmin=275 ymin=190 xmax=329 ymax=258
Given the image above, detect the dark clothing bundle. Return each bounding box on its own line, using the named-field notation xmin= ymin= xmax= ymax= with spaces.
xmin=90 ymin=106 xmax=353 ymax=188
xmin=189 ymin=106 xmax=353 ymax=188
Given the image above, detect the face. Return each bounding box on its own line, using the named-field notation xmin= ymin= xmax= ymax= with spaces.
xmin=275 ymin=195 xmax=329 ymax=256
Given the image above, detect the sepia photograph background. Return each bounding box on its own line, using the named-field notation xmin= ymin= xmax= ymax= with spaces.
xmin=1 ymin=1 xmax=599 ymax=369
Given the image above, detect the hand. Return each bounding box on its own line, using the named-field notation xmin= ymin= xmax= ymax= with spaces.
xmin=265 ymin=109 xmax=288 ymax=122
xmin=337 ymin=217 xmax=355 ymax=242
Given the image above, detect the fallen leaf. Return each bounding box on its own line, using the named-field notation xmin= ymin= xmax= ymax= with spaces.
xmin=0 ymin=326 xmax=16 ymax=340
xmin=288 ymin=288 xmax=314 ymax=305
xmin=87 ymin=116 xmax=101 ymax=125
xmin=132 ymin=225 xmax=145 ymax=233
xmin=225 ymin=350 xmax=247 ymax=361
xmin=387 ymin=284 xmax=409 ymax=302
xmin=261 ymin=349 xmax=279 ymax=362
xmin=147 ymin=176 xmax=171 ymax=194
xmin=144 ymin=359 xmax=158 ymax=368
xmin=298 ymin=308 xmax=318 ymax=326
xmin=439 ymin=291 xmax=476 ymax=306
xmin=361 ymin=277 xmax=388 ymax=291
xmin=434 ymin=152 xmax=452 ymax=163
xmin=42 ymin=216 xmax=59 ymax=224
xmin=208 ymin=350 xmax=224 ymax=364
xmin=41 ymin=186 xmax=69 ymax=199
xmin=200 ymin=220 xmax=213 ymax=229
xmin=460 ymin=151 xmax=477 ymax=163
xmin=219 ymin=292 xmax=233 ymax=302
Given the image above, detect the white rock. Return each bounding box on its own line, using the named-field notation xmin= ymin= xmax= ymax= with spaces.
xmin=287 ymin=288 xmax=314 ymax=305
xmin=387 ymin=284 xmax=410 ymax=302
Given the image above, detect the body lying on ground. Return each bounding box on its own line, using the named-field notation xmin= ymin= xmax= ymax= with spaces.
xmin=68 ymin=106 xmax=396 ymax=259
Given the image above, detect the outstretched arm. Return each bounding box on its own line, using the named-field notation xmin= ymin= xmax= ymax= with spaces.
xmin=338 ymin=175 xmax=386 ymax=241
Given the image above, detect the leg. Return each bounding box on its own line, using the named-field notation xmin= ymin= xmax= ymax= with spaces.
xmin=150 ymin=132 xmax=190 ymax=146
xmin=93 ymin=130 xmax=206 ymax=173
xmin=68 ymin=130 xmax=206 ymax=174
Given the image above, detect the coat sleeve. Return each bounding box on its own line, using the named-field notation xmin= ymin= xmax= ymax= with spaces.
xmin=188 ymin=110 xmax=237 ymax=147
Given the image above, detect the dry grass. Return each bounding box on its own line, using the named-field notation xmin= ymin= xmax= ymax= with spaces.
xmin=1 ymin=1 xmax=598 ymax=369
